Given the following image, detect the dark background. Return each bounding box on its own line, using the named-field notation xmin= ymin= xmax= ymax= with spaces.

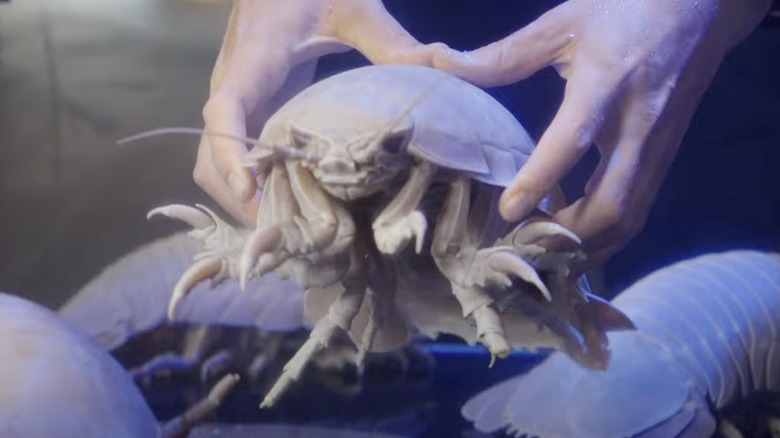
xmin=0 ymin=0 xmax=778 ymax=309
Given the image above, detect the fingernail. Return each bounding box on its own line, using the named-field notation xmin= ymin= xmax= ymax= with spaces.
xmin=455 ymin=50 xmax=473 ymax=60
xmin=228 ymin=172 xmax=249 ymax=200
xmin=500 ymin=192 xmax=534 ymax=222
xmin=445 ymin=49 xmax=473 ymax=64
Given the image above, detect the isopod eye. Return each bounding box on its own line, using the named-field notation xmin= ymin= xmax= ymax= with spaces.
xmin=380 ymin=131 xmax=409 ymax=154
xmin=381 ymin=136 xmax=403 ymax=154
xmin=289 ymin=125 xmax=315 ymax=149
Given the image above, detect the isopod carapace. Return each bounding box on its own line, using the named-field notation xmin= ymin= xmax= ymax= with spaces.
xmin=250 ymin=64 xmax=537 ymax=199
xmin=1 ymin=290 xmax=238 ymax=438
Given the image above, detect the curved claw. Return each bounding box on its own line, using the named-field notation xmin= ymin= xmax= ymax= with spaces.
xmin=194 ymin=203 xmax=226 ymax=228
xmin=511 ymin=220 xmax=581 ymax=247
xmin=169 ymin=257 xmax=223 ymax=319
xmin=374 ymin=211 xmax=428 ymax=254
xmin=411 ymin=211 xmax=428 ymax=254
xmin=239 ymin=226 xmax=283 ymax=291
xmin=486 ymin=250 xmax=552 ymax=301
xmin=147 ymin=204 xmax=213 ymax=230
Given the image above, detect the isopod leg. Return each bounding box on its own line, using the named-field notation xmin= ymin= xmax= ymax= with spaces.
xmin=372 ymin=161 xmax=436 ymax=254
xmin=284 ymin=161 xmax=343 ymax=253
xmin=161 ymin=373 xmax=240 ymax=438
xmin=430 ymin=176 xmax=511 ymax=360
xmin=355 ymin=276 xmax=398 ymax=367
xmin=260 ymin=250 xmax=367 ymax=408
xmin=356 ymin=288 xmax=380 ymax=368
xmin=454 ymin=285 xmax=511 ymax=363
xmin=241 ymin=161 xmax=354 ymax=287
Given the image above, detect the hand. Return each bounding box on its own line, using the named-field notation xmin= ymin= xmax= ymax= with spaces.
xmin=433 ymin=0 xmax=771 ymax=271
xmin=196 ymin=0 xmax=447 ymax=225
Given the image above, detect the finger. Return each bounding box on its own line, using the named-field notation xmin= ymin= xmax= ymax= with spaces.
xmin=553 ymin=81 xmax=679 ymax=257
xmin=499 ymin=68 xmax=620 ymax=223
xmin=583 ymin=240 xmax=631 ymax=272
xmin=259 ymin=59 xmax=319 ymax=129
xmin=539 ymin=184 xmax=568 ymax=215
xmin=202 ymin=96 xmax=256 ymax=202
xmin=432 ymin=5 xmax=578 ymax=87
xmin=551 ymin=36 xmax=718 ymax=267
xmin=209 ymin=5 xmax=239 ymax=94
xmin=331 ymin=0 xmax=449 ymax=65
xmin=194 ymin=136 xmax=260 ymax=226
xmin=203 ymin=35 xmax=298 ymax=201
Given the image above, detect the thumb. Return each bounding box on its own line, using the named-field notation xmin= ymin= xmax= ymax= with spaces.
xmin=331 ymin=0 xmax=450 ymax=66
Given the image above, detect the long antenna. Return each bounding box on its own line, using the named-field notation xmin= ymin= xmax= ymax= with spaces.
xmin=383 ymin=79 xmax=446 ymax=133
xmin=117 ymin=127 xmax=320 ymax=162
xmin=364 ymin=78 xmax=446 ymax=150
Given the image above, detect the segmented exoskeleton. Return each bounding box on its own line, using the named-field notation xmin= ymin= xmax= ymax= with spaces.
xmin=59 ymin=231 xmax=307 ymax=384
xmin=463 ymin=250 xmax=780 ymax=438
xmin=59 ymin=232 xmax=306 ymax=351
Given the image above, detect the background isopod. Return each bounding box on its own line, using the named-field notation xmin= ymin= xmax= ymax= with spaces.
xmin=463 ymin=250 xmax=780 ymax=438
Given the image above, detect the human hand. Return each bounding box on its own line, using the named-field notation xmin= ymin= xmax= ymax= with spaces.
xmin=196 ymin=0 xmax=447 ymax=225
xmin=433 ymin=0 xmax=772 ymax=272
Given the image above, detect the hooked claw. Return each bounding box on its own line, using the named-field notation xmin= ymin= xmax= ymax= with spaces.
xmin=508 ymin=220 xmax=581 ymax=247
xmin=374 ymin=210 xmax=428 ymax=255
xmin=168 ymin=257 xmax=224 ymax=319
xmin=486 ymin=249 xmax=552 ymax=301
xmin=147 ymin=203 xmax=232 ymax=242
xmin=411 ymin=211 xmax=428 ymax=254
xmin=499 ymin=219 xmax=586 ymax=277
xmin=239 ymin=226 xmax=284 ymax=291
xmin=147 ymin=204 xmax=214 ymax=230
